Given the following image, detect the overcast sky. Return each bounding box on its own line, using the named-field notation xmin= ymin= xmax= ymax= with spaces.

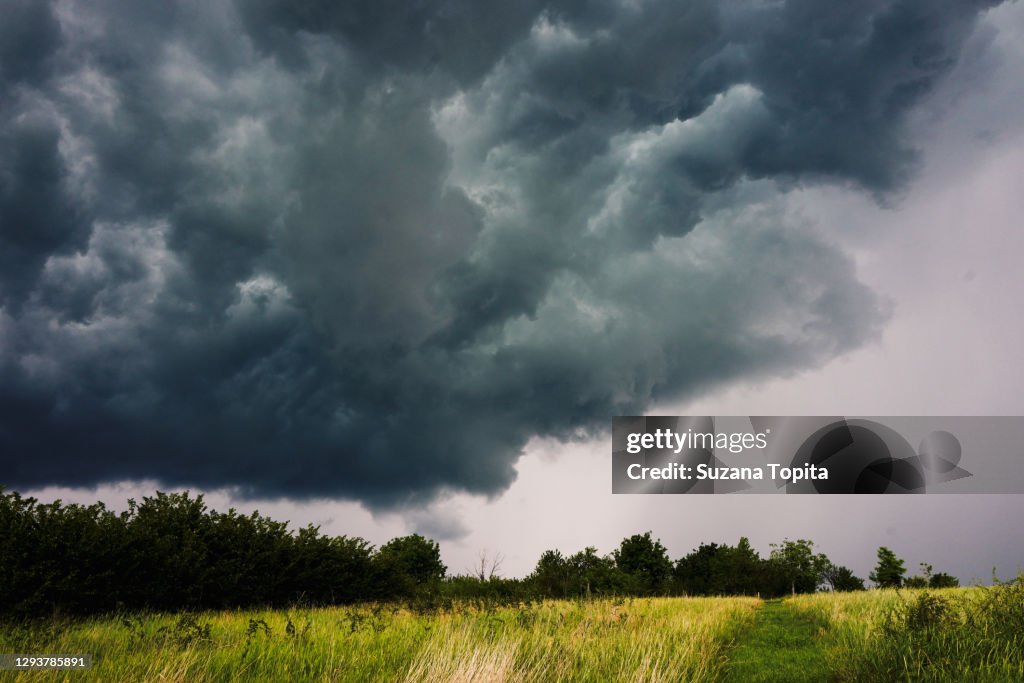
xmin=4 ymin=0 xmax=1024 ymax=582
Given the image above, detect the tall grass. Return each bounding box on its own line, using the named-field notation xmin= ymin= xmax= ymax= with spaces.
xmin=0 ymin=596 xmax=759 ymax=682
xmin=788 ymin=576 xmax=1024 ymax=682
xmin=6 ymin=585 xmax=1021 ymax=681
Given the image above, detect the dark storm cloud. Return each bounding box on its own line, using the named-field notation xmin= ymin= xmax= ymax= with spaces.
xmin=0 ymin=0 xmax=1001 ymax=505
xmin=239 ymin=0 xmax=548 ymax=84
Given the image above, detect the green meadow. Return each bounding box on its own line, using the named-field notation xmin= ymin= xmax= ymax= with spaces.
xmin=2 ymin=581 xmax=1022 ymax=682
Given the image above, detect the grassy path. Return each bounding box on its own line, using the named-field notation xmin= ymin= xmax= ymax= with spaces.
xmin=723 ymin=599 xmax=831 ymax=683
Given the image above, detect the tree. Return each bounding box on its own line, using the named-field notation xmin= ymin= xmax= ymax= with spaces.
xmin=674 ymin=538 xmax=765 ymax=596
xmin=822 ymin=562 xmax=866 ymax=592
xmin=376 ymin=534 xmax=446 ymax=585
xmin=869 ymin=547 xmax=906 ymax=588
xmin=723 ymin=537 xmax=765 ymax=595
xmin=929 ymin=572 xmax=959 ymax=589
xmin=567 ymin=547 xmax=623 ymax=596
xmin=372 ymin=534 xmax=446 ymax=600
xmin=769 ymin=539 xmax=829 ymax=595
xmin=903 ymin=562 xmax=933 ymax=589
xmin=614 ymin=532 xmax=672 ymax=595
xmin=122 ymin=491 xmax=214 ymax=609
xmin=901 ymin=562 xmax=959 ymax=589
xmin=530 ymin=550 xmax=570 ymax=598
xmin=674 ymin=543 xmax=723 ymax=596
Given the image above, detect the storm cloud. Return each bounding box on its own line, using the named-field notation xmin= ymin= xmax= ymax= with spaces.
xmin=0 ymin=0 xmax=1001 ymax=505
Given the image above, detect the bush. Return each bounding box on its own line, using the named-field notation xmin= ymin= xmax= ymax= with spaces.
xmin=843 ymin=576 xmax=1024 ymax=681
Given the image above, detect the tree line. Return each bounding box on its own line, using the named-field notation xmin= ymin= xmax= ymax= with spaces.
xmin=0 ymin=488 xmax=957 ymax=618
xmin=530 ymin=535 xmax=955 ymax=599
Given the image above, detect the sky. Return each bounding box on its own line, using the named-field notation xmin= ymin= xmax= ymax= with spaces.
xmin=3 ymin=0 xmax=1024 ymax=583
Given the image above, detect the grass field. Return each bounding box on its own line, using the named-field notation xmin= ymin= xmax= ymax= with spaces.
xmin=1 ymin=583 xmax=1022 ymax=682
xmin=789 ymin=581 xmax=1024 ymax=682
xmin=0 ymin=597 xmax=758 ymax=682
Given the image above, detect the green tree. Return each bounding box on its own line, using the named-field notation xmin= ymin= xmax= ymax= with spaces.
xmin=568 ymin=547 xmax=624 ymax=596
xmin=929 ymin=572 xmax=959 ymax=589
xmin=723 ymin=537 xmax=765 ymax=595
xmin=769 ymin=539 xmax=828 ymax=594
xmin=122 ymin=491 xmax=213 ymax=609
xmin=673 ymin=542 xmax=724 ymax=595
xmin=530 ymin=550 xmax=570 ymax=597
xmin=614 ymin=532 xmax=672 ymax=595
xmin=901 ymin=562 xmax=959 ymax=589
xmin=869 ymin=547 xmax=906 ymax=588
xmin=203 ymin=507 xmax=293 ymax=606
xmin=376 ymin=534 xmax=446 ymax=586
xmin=674 ymin=538 xmax=765 ymax=596
xmin=822 ymin=562 xmax=866 ymax=592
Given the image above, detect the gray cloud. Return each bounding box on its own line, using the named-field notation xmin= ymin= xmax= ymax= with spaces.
xmin=0 ymin=0 xmax=1001 ymax=506
xmin=408 ymin=508 xmax=472 ymax=543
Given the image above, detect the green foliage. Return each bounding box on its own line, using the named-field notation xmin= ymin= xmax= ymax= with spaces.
xmin=674 ymin=537 xmax=840 ymax=598
xmin=529 ymin=549 xmax=570 ymax=598
xmin=435 ymin=575 xmax=533 ymax=609
xmin=822 ymin=562 xmax=866 ymax=592
xmin=673 ymin=537 xmax=766 ymax=596
xmin=868 ymin=546 xmax=906 ymax=588
xmin=904 ymin=563 xmax=960 ymax=591
xmin=528 ymin=546 xmax=629 ymax=599
xmin=674 ymin=542 xmax=727 ymax=595
xmin=613 ymin=532 xmax=673 ymax=595
xmin=928 ymin=572 xmax=959 ymax=589
xmin=767 ymin=539 xmax=829 ymax=595
xmin=0 ymin=485 xmax=961 ymax=620
xmin=0 ymin=488 xmax=376 ymax=615
xmin=374 ymin=535 xmax=446 ymax=599
xmin=0 ymin=487 xmax=126 ymax=615
xmin=841 ymin=577 xmax=1024 ymax=681
xmin=567 ymin=546 xmax=624 ymax=596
